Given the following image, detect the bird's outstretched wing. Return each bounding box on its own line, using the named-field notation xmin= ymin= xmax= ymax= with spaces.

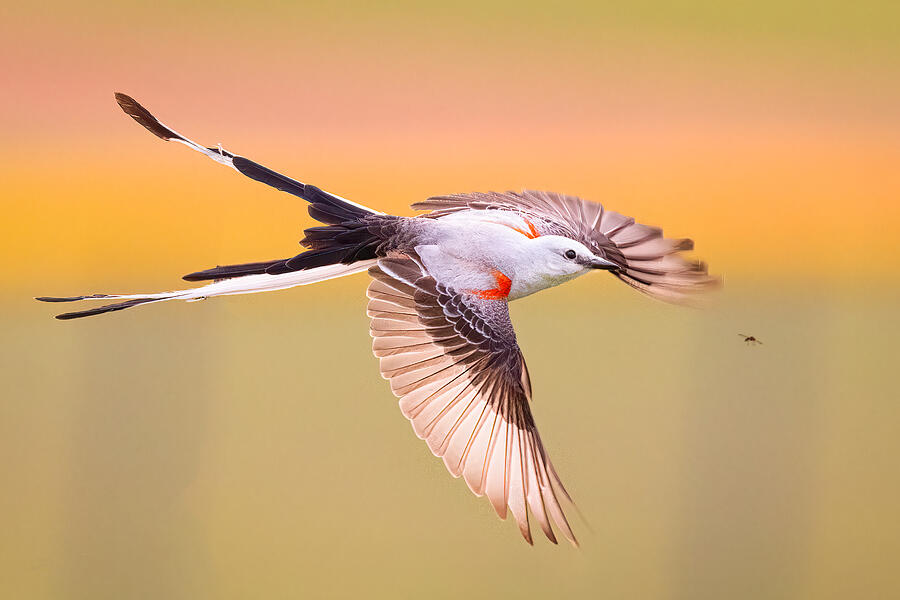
xmin=413 ymin=190 xmax=719 ymax=304
xmin=367 ymin=256 xmax=576 ymax=546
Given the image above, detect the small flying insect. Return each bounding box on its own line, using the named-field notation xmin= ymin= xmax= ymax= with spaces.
xmin=738 ymin=334 xmax=762 ymax=346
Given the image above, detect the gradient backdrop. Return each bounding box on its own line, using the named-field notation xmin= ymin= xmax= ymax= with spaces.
xmin=3 ymin=2 xmax=899 ymax=599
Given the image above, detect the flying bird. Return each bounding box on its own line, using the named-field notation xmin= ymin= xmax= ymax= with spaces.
xmin=739 ymin=334 xmax=762 ymax=346
xmin=38 ymin=94 xmax=719 ymax=546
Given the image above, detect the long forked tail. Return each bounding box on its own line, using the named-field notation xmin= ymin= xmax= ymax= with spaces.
xmin=112 ymin=92 xmax=381 ymax=219
xmin=38 ymin=93 xmax=386 ymax=320
xmin=37 ymin=262 xmax=376 ymax=320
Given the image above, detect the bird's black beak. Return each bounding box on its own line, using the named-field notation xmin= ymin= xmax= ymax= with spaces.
xmin=588 ymin=256 xmax=619 ymax=270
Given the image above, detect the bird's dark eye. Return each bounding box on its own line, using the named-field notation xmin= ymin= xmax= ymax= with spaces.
xmin=564 ymin=249 xmax=577 ymax=259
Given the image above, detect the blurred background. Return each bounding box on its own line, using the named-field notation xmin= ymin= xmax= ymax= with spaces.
xmin=2 ymin=2 xmax=899 ymax=598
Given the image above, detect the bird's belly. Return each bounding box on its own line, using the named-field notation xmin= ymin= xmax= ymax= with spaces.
xmin=414 ymin=222 xmax=532 ymax=293
xmin=416 ymin=223 xmax=585 ymax=301
xmin=417 ymin=218 xmax=588 ymax=300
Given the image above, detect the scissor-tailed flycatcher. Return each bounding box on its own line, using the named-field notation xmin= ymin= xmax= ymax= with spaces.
xmin=39 ymin=94 xmax=719 ymax=546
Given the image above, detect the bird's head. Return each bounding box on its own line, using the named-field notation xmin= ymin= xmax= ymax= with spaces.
xmin=527 ymin=235 xmax=620 ymax=282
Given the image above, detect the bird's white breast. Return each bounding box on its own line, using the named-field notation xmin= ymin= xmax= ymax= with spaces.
xmin=415 ymin=213 xmax=583 ymax=300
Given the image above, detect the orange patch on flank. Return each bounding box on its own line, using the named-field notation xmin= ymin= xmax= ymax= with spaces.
xmin=501 ymin=218 xmax=540 ymax=239
xmin=471 ymin=269 xmax=512 ymax=300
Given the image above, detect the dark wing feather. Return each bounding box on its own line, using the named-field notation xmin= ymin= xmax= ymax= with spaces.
xmin=368 ymin=256 xmax=577 ymax=546
xmin=413 ymin=190 xmax=719 ymax=304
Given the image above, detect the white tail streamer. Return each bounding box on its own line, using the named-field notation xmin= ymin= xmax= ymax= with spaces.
xmin=39 ymin=261 xmax=376 ymax=319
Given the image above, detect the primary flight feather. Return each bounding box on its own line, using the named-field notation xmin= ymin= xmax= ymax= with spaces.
xmin=38 ymin=93 xmax=719 ymax=546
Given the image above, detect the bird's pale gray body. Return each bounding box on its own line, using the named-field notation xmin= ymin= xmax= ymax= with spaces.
xmin=399 ymin=213 xmax=604 ymax=300
xmin=39 ymin=95 xmax=719 ymax=545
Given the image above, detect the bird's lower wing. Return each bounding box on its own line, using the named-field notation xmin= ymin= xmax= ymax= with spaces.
xmin=367 ymin=256 xmax=576 ymax=546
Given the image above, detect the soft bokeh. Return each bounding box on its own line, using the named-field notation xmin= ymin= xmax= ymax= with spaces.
xmin=3 ymin=2 xmax=899 ymax=599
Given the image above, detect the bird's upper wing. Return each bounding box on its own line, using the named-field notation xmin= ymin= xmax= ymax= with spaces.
xmin=367 ymin=256 xmax=576 ymax=545
xmin=413 ymin=190 xmax=719 ymax=304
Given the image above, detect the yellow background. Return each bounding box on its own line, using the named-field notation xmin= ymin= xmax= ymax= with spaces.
xmin=3 ymin=2 xmax=899 ymax=598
